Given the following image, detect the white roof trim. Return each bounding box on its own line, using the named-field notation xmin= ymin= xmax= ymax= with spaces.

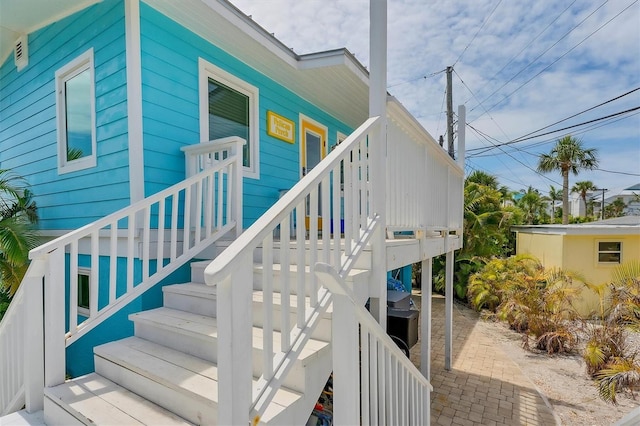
xmin=512 ymin=224 xmax=640 ymax=236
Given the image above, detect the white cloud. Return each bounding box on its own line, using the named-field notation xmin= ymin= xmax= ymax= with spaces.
xmin=231 ymin=0 xmax=640 ymax=193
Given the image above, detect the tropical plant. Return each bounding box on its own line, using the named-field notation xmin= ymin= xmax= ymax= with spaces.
xmin=468 ymin=255 xmax=582 ymax=354
xmin=0 ymin=288 xmax=11 ymax=320
xmin=608 ymin=260 xmax=640 ymax=330
xmin=0 ymin=169 xmax=39 ymax=297
xmin=537 ymin=136 xmax=599 ymax=224
xmin=605 ymin=197 xmax=627 ymax=219
xmin=583 ymin=261 xmax=640 ymax=404
xmin=596 ymin=357 xmax=640 ymax=404
xmin=571 ymin=180 xmax=597 ymax=218
xmin=516 ymin=186 xmax=548 ymax=224
xmin=548 ymin=185 xmax=562 ymax=222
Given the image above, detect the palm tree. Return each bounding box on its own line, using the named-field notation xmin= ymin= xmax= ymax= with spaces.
xmin=0 ymin=169 xmax=39 ymax=296
xmin=571 ymin=180 xmax=596 ymax=218
xmin=466 ymin=170 xmax=499 ymax=189
xmin=548 ymin=185 xmax=562 ymax=222
xmin=537 ymin=136 xmax=599 ymax=224
xmin=517 ymin=186 xmax=546 ymax=224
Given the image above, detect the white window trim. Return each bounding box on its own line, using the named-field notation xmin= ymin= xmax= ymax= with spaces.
xmin=77 ymin=267 xmax=91 ymax=318
xmin=199 ymin=58 xmax=260 ymax=179
xmin=55 ymin=48 xmax=97 ymax=174
xmin=596 ymin=240 xmax=622 ymax=265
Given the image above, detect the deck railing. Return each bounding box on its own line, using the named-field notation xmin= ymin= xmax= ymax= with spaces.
xmin=0 ymin=137 xmax=244 ymax=413
xmin=316 ymin=263 xmax=432 ymax=425
xmin=386 ymin=100 xmax=464 ymax=234
xmin=205 ymin=117 xmax=382 ymax=425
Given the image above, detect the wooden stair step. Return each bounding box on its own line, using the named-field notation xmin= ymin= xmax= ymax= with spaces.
xmin=130 ymin=307 xmax=329 ymax=362
xmin=44 ymin=373 xmax=192 ymax=425
xmin=94 ymin=337 xmax=302 ymax=424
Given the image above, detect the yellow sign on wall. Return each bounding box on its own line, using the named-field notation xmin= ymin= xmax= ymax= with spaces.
xmin=267 ymin=111 xmax=295 ymax=144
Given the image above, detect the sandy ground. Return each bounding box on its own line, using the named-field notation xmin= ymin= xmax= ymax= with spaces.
xmin=472 ymin=313 xmax=639 ymax=425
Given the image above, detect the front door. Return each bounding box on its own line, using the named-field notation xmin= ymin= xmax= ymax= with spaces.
xmin=300 ymin=116 xmax=328 ymax=230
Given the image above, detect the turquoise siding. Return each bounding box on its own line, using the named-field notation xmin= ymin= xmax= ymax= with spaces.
xmin=140 ymin=4 xmax=354 ymax=227
xmin=0 ymin=0 xmax=130 ymax=230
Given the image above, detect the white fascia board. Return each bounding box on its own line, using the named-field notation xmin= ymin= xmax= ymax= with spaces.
xmin=298 ymin=48 xmax=369 ymax=86
xmin=198 ymin=0 xmax=298 ymax=68
xmin=512 ymin=225 xmax=640 ymax=236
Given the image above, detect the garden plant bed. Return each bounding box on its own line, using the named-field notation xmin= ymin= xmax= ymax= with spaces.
xmin=480 ymin=316 xmax=639 ymax=425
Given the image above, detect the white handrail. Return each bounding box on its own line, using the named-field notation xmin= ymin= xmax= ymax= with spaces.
xmin=0 ymin=260 xmax=45 ymax=415
xmin=315 ymin=262 xmax=432 ymax=425
xmin=206 ymin=117 xmax=381 ymax=425
xmin=13 ymin=137 xmax=244 ymax=397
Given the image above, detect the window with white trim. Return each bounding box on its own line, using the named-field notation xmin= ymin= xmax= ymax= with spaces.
xmin=598 ymin=241 xmax=621 ymax=264
xmin=55 ymin=49 xmax=97 ymax=174
xmin=77 ymin=269 xmax=91 ymax=318
xmin=199 ymin=58 xmax=259 ymax=178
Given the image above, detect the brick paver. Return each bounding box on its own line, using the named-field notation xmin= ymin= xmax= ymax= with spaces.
xmin=409 ymin=293 xmax=559 ymax=425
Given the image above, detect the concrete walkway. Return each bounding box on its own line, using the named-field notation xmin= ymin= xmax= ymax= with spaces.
xmin=409 ymin=292 xmax=559 ymax=426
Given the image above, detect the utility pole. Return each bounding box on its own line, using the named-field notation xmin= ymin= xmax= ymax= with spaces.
xmin=446 ymin=66 xmax=454 ymax=159
xmin=597 ymin=188 xmax=608 ymax=220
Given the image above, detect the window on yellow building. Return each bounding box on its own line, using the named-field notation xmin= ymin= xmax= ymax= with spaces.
xmin=598 ymin=241 xmax=621 ymax=263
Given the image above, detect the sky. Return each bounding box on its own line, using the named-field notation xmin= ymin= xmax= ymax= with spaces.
xmin=231 ymin=0 xmax=640 ymax=199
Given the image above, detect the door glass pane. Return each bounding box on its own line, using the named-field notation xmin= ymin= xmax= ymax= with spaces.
xmin=306 ymin=132 xmax=321 ymax=172
xmin=65 ymin=69 xmax=92 ymax=160
xmin=208 ymin=78 xmax=250 ymax=167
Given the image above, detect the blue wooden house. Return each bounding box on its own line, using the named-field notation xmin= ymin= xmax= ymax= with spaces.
xmin=0 ymin=0 xmax=464 ymax=424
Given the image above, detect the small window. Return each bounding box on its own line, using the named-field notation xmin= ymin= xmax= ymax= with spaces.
xmin=598 ymin=241 xmax=621 ymax=263
xmin=56 ymin=49 xmax=96 ymax=174
xmin=199 ymin=58 xmax=259 ymax=178
xmin=77 ymin=270 xmax=90 ymax=317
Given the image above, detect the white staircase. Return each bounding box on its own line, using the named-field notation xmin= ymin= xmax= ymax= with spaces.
xmin=43 ymin=247 xmax=370 ymax=425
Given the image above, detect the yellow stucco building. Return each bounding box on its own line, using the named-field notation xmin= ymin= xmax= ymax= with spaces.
xmin=513 ymin=216 xmax=640 ymax=317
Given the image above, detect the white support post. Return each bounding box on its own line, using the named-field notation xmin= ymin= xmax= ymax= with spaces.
xmin=125 ymin=0 xmax=144 ymax=204
xmin=457 ymin=105 xmax=466 ymax=170
xmin=44 ymin=249 xmax=66 ymax=387
xmin=24 ymin=266 xmax=44 ymax=412
xmin=420 ymin=258 xmax=432 ymax=380
xmin=444 ymin=240 xmax=454 ymax=371
xmin=234 ymin=138 xmax=244 ymax=237
xmin=216 ymin=253 xmax=252 ymax=426
xmin=369 ymin=0 xmax=388 ymax=329
xmin=332 ymin=293 xmax=360 ymax=425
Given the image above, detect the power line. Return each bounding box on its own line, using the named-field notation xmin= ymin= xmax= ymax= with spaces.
xmin=595 ymin=168 xmax=640 ymax=177
xmin=387 ymin=68 xmax=446 ymax=89
xmin=467 ymin=123 xmax=562 ymax=187
xmin=454 ymin=69 xmax=514 ymax=144
xmin=477 ymin=0 xmax=638 ymax=118
xmin=467 ymin=106 xmax=640 ymax=154
xmin=510 ymin=87 xmax=640 ymax=143
xmin=469 ymin=0 xmax=610 ymax=117
xmin=465 ymin=0 xmax=579 ymax=107
xmin=453 ymin=0 xmax=503 ymax=67
xmin=471 ymin=110 xmax=640 ymax=157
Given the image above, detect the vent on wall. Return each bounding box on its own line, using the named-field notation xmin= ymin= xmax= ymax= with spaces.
xmin=15 ymin=35 xmax=28 ymax=71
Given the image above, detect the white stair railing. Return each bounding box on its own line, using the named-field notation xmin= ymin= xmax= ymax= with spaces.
xmin=315 ymin=262 xmax=432 ymax=425
xmin=386 ymin=100 xmax=464 ymax=234
xmin=0 ymin=137 xmax=244 ymax=413
xmin=205 ymin=117 xmax=381 ymax=425
xmin=0 ymin=261 xmax=45 ymax=415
